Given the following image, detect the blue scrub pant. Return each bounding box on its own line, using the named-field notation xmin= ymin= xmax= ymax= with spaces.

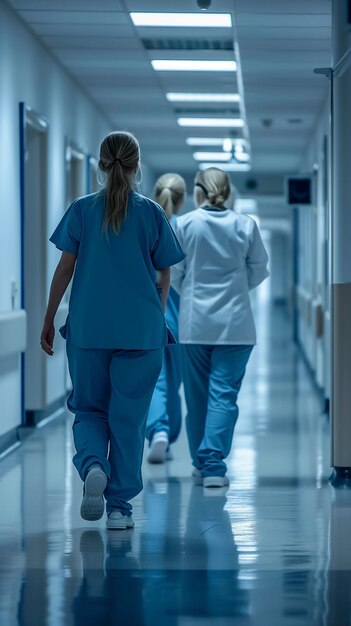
xmin=182 ymin=344 xmax=253 ymax=477
xmin=145 ymin=344 xmax=182 ymax=445
xmin=66 ymin=341 xmax=163 ymax=515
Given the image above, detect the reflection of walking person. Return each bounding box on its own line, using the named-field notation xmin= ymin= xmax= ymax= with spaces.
xmin=146 ymin=173 xmax=187 ymax=463
xmin=73 ymin=530 xmax=145 ymax=626
xmin=40 ymin=131 xmax=185 ymax=529
xmin=181 ymin=486 xmax=251 ymax=621
xmin=172 ymin=167 xmax=269 ymax=488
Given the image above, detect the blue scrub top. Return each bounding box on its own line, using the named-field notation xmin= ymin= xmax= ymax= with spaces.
xmin=50 ymin=190 xmax=186 ymax=350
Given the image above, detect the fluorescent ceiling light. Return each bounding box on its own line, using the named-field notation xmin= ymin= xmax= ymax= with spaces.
xmin=130 ymin=12 xmax=232 ymax=28
xmin=223 ymin=138 xmax=233 ymax=152
xmin=235 ymin=151 xmax=250 ymax=162
xmin=178 ymin=117 xmax=244 ymax=127
xmin=186 ymin=137 xmax=246 ymax=146
xmin=166 ymin=93 xmax=240 ymax=103
xmin=199 ymin=162 xmax=251 ymax=171
xmin=193 ymin=152 xmax=232 ymax=161
xmin=152 ymin=60 xmax=237 ymax=72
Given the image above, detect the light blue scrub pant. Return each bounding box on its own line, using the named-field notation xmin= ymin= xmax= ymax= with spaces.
xmin=66 ymin=341 xmax=163 ymax=515
xmin=145 ymin=344 xmax=182 ymax=445
xmin=182 ymin=344 xmax=253 ymax=477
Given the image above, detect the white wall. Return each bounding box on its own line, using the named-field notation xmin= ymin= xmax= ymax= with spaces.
xmin=296 ymin=93 xmax=330 ymax=398
xmin=0 ymin=0 xmax=113 ymax=438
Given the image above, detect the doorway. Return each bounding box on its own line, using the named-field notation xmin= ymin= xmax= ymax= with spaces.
xmin=19 ymin=103 xmax=48 ymax=425
xmin=65 ymin=140 xmax=86 ymax=204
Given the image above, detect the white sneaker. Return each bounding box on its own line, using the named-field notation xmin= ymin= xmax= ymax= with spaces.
xmin=192 ymin=468 xmax=203 ymax=485
xmin=147 ymin=431 xmax=169 ymax=464
xmin=106 ymin=511 xmax=135 ymax=530
xmin=81 ymin=465 xmax=107 ymax=521
xmin=203 ymin=475 xmax=229 ymax=488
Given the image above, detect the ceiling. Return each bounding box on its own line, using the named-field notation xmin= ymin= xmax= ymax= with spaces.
xmin=8 ymin=0 xmax=332 ymax=180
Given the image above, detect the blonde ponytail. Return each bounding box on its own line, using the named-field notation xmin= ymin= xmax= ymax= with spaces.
xmin=154 ymin=173 xmax=186 ymax=219
xmin=194 ymin=167 xmax=230 ymax=208
xmin=99 ymin=131 xmax=140 ymax=234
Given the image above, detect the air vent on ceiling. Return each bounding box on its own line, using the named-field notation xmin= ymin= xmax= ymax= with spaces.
xmin=174 ymin=107 xmax=240 ymax=115
xmin=142 ymin=38 xmax=234 ymax=51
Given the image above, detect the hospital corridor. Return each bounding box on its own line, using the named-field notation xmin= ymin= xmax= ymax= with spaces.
xmin=1 ymin=0 xmax=351 ymax=625
xmin=0 ymin=297 xmax=340 ymax=626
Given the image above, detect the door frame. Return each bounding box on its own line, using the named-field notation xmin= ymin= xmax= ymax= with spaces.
xmin=65 ymin=137 xmax=86 ymax=205
xmin=86 ymin=155 xmax=99 ymax=194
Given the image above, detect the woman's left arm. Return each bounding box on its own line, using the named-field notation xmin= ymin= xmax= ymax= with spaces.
xmin=40 ymin=252 xmax=76 ymax=355
xmin=246 ymin=221 xmax=270 ymax=290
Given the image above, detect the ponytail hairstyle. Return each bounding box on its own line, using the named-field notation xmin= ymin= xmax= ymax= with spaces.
xmin=99 ymin=131 xmax=140 ymax=234
xmin=154 ymin=173 xmax=186 ymax=219
xmin=194 ymin=167 xmax=230 ymax=208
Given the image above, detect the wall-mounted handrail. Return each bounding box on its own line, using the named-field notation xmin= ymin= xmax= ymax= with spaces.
xmin=0 ymin=310 xmax=26 ymax=359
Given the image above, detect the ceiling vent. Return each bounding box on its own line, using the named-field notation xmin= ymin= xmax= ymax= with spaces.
xmin=141 ymin=38 xmax=234 ymax=51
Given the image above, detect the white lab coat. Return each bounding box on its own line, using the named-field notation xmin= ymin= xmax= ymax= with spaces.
xmin=171 ymin=207 xmax=269 ymax=345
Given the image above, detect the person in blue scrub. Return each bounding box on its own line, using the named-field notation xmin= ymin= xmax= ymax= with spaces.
xmin=145 ymin=173 xmax=186 ymax=463
xmin=172 ymin=167 xmax=269 ymax=488
xmin=40 ymin=131 xmax=185 ymax=529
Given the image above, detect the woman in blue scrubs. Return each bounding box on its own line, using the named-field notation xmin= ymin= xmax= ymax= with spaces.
xmin=40 ymin=131 xmax=185 ymax=529
xmin=172 ymin=167 xmax=269 ymax=488
xmin=146 ymin=173 xmax=186 ymax=463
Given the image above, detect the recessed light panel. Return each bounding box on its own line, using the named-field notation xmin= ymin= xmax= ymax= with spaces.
xmin=193 ymin=152 xmax=232 ymax=161
xmin=130 ymin=13 xmax=232 ymax=28
xmin=235 ymin=152 xmax=250 ymax=162
xmin=178 ymin=117 xmax=244 ymax=127
xmin=186 ymin=138 xmax=226 ymax=146
xmin=186 ymin=137 xmax=247 ymax=146
xmin=152 ymin=60 xmax=237 ymax=72
xmin=199 ymin=162 xmax=251 ymax=171
xmin=166 ymin=93 xmax=240 ymax=103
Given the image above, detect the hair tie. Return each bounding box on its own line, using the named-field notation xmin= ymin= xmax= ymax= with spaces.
xmin=113 ymin=158 xmax=122 ymax=165
xmin=195 ymin=182 xmax=208 ymax=197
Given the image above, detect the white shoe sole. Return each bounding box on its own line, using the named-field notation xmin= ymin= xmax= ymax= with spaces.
xmin=106 ymin=516 xmax=135 ymax=530
xmin=203 ymin=476 xmax=229 ymax=488
xmin=147 ymin=439 xmax=168 ymax=464
xmin=80 ymin=469 xmax=107 ymax=521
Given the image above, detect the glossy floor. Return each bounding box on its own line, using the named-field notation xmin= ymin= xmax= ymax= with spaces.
xmin=1 ymin=303 xmax=351 ymax=626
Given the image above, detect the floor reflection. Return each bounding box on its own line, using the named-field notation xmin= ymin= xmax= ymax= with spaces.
xmin=1 ymin=306 xmax=351 ymax=625
xmin=71 ymin=480 xmax=249 ymax=626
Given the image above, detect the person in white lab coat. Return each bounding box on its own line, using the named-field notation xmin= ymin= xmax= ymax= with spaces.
xmin=172 ymin=167 xmax=269 ymax=488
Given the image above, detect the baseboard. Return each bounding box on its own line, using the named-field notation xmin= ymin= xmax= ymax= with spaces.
xmin=0 ymin=396 xmax=67 ymax=460
xmin=295 ymin=339 xmax=330 ymax=415
xmin=0 ymin=427 xmax=20 ymax=457
xmin=25 ymin=397 xmax=66 ymax=427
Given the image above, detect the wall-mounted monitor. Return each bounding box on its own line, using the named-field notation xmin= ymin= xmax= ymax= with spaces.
xmin=285 ymin=175 xmax=313 ymax=206
xmin=347 ymin=0 xmax=351 ymax=28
